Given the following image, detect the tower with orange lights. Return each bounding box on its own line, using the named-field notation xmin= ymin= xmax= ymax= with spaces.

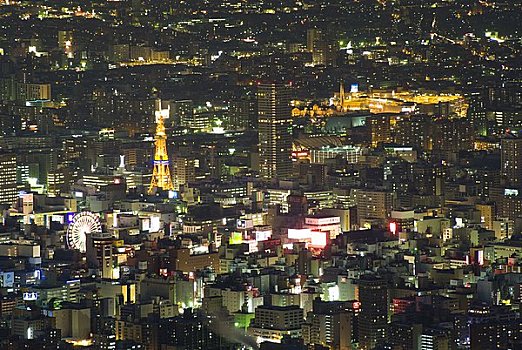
xmin=148 ymin=116 xmax=174 ymax=194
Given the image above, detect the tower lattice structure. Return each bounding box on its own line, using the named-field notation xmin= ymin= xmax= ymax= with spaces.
xmin=148 ymin=116 xmax=174 ymax=194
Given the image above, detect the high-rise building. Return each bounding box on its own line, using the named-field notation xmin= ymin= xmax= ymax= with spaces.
xmin=115 ymin=318 xmax=158 ymax=350
xmin=258 ymin=83 xmax=293 ymax=180
xmin=492 ymin=217 xmax=514 ymax=240
xmin=388 ymin=322 xmax=422 ymax=350
xmin=47 ymin=170 xmax=66 ymax=196
xmin=11 ymin=306 xmax=55 ymax=340
xmin=358 ymin=275 xmax=388 ymax=350
xmin=469 ymin=304 xmax=522 ymax=349
xmin=355 ymin=188 xmax=395 ymax=227
xmin=466 ymin=90 xmax=488 ymax=136
xmin=420 ymin=328 xmax=451 ymax=350
xmin=501 ymin=136 xmax=522 ymax=187
xmin=92 ymin=333 xmax=116 ymax=350
xmin=302 ymin=299 xmax=356 ymax=350
xmin=15 ymin=82 xmax=51 ymax=102
xmin=229 ymin=99 xmax=256 ymax=130
xmin=394 ymin=114 xmax=432 ymax=151
xmin=476 ymin=203 xmax=494 ymax=230
xmin=171 ymin=100 xmax=194 ymax=128
xmin=367 ymin=115 xmax=392 ymax=148
xmin=183 ymin=109 xmax=211 ymax=131
xmin=168 ymin=248 xmax=220 ymax=274
xmin=432 ymin=118 xmax=474 ymax=162
xmin=248 ymin=305 xmax=304 ymax=343
xmin=158 ymin=310 xmax=223 ymax=349
xmin=87 ymin=233 xmax=117 ymax=280
xmin=470 ymin=319 xmax=522 ymax=350
xmin=57 ymin=30 xmax=73 ymax=50
xmin=306 ymin=28 xmax=337 ymax=66
xmin=0 ymin=153 xmax=17 ymax=206
xmin=53 ymin=304 xmax=91 ymax=339
xmin=172 ymin=155 xmax=196 ymax=191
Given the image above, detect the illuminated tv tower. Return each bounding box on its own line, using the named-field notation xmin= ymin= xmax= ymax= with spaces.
xmin=148 ymin=115 xmax=174 ymax=194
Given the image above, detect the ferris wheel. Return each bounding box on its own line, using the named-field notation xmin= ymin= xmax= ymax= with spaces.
xmin=66 ymin=212 xmax=102 ymax=253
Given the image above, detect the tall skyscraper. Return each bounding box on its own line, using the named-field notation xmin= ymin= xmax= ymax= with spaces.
xmin=306 ymin=28 xmax=337 ymax=66
xmin=358 ymin=275 xmax=388 ymax=350
xmin=501 ymin=135 xmax=522 ymax=187
xmin=258 ymin=82 xmax=293 ymax=180
xmin=0 ymin=153 xmax=17 ymax=206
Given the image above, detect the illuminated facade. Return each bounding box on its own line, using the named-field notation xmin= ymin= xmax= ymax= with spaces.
xmin=148 ymin=116 xmax=174 ymax=194
xmin=171 ymin=155 xmax=195 ymax=191
xmin=0 ymin=153 xmax=17 ymax=206
xmin=368 ymin=115 xmax=392 ymax=147
xmin=303 ymin=300 xmax=358 ymax=350
xmin=248 ymin=305 xmax=304 ymax=343
xmin=355 ymin=188 xmax=395 ymax=227
xmin=47 ymin=170 xmax=65 ymax=196
xmin=310 ymin=146 xmax=362 ymax=164
xmin=501 ymin=136 xmax=522 ymax=187
xmin=258 ymin=83 xmax=293 ymax=179
xmin=15 ymin=82 xmax=51 ymax=101
xmin=333 ymin=89 xmax=467 ymax=116
xmin=168 ymin=248 xmax=220 ymax=274
xmin=306 ymin=28 xmax=337 ymax=66
xmin=358 ymin=276 xmax=388 ymax=350
xmin=87 ymin=233 xmax=117 ymax=280
xmin=304 ymin=215 xmax=341 ymax=239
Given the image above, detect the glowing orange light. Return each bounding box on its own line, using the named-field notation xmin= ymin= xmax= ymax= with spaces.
xmin=149 ymin=116 xmax=174 ymax=194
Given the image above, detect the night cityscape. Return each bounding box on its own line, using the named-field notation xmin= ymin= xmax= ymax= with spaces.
xmin=0 ymin=0 xmax=521 ymax=349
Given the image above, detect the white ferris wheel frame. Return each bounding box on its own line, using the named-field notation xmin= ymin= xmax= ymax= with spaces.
xmin=66 ymin=212 xmax=102 ymax=253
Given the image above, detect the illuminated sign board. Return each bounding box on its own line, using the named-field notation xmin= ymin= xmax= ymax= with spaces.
xmin=288 ymin=229 xmax=312 ymax=240
xmin=23 ymin=292 xmax=38 ymax=301
xmin=389 ymin=222 xmax=397 ymax=235
xmin=0 ymin=272 xmax=14 ymax=287
xmin=505 ymin=189 xmax=519 ymax=196
xmin=310 ymin=231 xmax=327 ymax=248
